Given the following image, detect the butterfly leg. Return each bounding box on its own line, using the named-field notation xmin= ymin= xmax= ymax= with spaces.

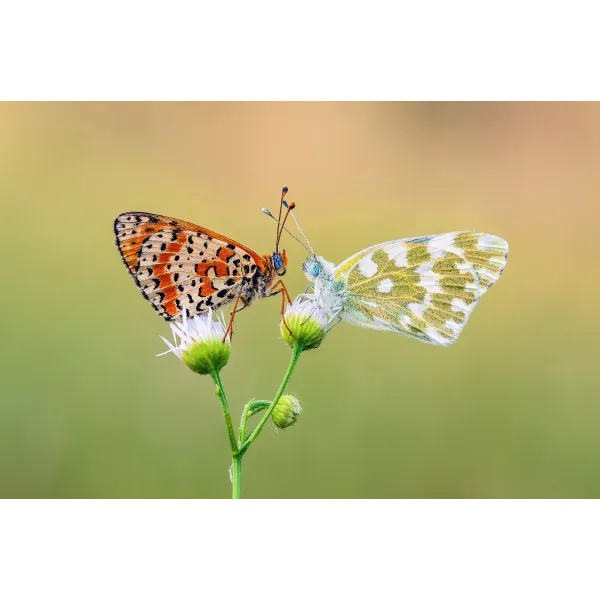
xmin=223 ymin=295 xmax=249 ymax=342
xmin=300 ymin=288 xmax=323 ymax=324
xmin=269 ymin=280 xmax=293 ymax=334
xmin=295 ymin=284 xmax=317 ymax=304
xmin=327 ymin=310 xmax=343 ymax=331
xmin=270 ymin=279 xmax=292 ymax=306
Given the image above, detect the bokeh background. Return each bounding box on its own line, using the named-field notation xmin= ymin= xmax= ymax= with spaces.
xmin=1 ymin=102 xmax=598 ymax=498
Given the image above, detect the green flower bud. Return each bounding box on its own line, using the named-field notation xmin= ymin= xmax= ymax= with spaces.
xmin=271 ymin=394 xmax=302 ymax=429
xmin=158 ymin=310 xmax=231 ymax=375
xmin=281 ymin=298 xmax=328 ymax=350
xmin=181 ymin=337 xmax=231 ymax=375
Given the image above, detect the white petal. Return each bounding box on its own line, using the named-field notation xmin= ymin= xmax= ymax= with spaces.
xmin=157 ymin=336 xmax=182 ymax=358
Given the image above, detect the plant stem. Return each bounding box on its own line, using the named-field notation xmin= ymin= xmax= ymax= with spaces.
xmin=211 ymin=371 xmax=239 ymax=456
xmin=232 ymin=454 xmax=243 ymax=499
xmin=240 ymin=343 xmax=303 ymax=455
xmin=238 ymin=401 xmax=271 ymax=447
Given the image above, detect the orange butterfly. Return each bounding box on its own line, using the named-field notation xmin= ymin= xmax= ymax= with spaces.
xmin=114 ymin=188 xmax=294 ymax=337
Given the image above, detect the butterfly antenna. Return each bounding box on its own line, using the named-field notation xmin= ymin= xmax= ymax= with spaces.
xmin=280 ymin=202 xmax=295 ymax=235
xmin=261 ymin=208 xmax=311 ymax=253
xmin=285 ymin=203 xmax=315 ymax=256
xmin=275 ymin=186 xmax=287 ymax=250
xmin=275 ymin=187 xmax=290 ymax=253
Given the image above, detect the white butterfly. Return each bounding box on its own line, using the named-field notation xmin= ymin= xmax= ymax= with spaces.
xmin=300 ymin=231 xmax=508 ymax=346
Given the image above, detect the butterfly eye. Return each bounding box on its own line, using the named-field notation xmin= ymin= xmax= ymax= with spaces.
xmin=312 ymin=263 xmax=320 ymax=277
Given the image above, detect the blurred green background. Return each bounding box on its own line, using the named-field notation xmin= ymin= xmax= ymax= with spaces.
xmin=1 ymin=102 xmax=598 ymax=498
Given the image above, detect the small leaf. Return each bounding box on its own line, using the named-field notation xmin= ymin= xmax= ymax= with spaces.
xmin=247 ymin=400 xmax=271 ymax=417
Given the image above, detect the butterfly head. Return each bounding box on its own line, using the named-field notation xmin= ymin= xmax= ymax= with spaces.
xmin=271 ymin=250 xmax=288 ymax=276
xmin=303 ymin=255 xmax=334 ymax=283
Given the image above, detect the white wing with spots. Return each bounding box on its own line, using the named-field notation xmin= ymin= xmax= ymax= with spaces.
xmin=324 ymin=231 xmax=508 ymax=345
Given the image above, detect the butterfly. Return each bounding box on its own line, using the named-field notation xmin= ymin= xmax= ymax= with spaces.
xmin=300 ymin=231 xmax=509 ymax=346
xmin=114 ymin=188 xmax=294 ymax=336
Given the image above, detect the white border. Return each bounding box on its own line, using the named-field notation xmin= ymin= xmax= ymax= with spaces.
xmin=0 ymin=500 xmax=598 ymax=599
xmin=1 ymin=2 xmax=599 ymax=99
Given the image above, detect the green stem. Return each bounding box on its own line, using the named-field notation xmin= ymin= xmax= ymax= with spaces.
xmin=232 ymin=454 xmax=243 ymax=499
xmin=238 ymin=401 xmax=271 ymax=446
xmin=240 ymin=343 xmax=303 ymax=455
xmin=211 ymin=371 xmax=239 ymax=457
xmin=234 ymin=400 xmax=269 ymax=499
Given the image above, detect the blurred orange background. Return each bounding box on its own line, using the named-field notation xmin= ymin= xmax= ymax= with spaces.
xmin=0 ymin=102 xmax=598 ymax=497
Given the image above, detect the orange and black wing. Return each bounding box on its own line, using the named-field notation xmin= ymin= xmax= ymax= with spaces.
xmin=114 ymin=212 xmax=266 ymax=322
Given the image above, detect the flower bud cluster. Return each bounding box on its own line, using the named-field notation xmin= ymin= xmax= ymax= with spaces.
xmin=281 ymin=298 xmax=328 ymax=351
xmin=158 ymin=310 xmax=231 ymax=375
